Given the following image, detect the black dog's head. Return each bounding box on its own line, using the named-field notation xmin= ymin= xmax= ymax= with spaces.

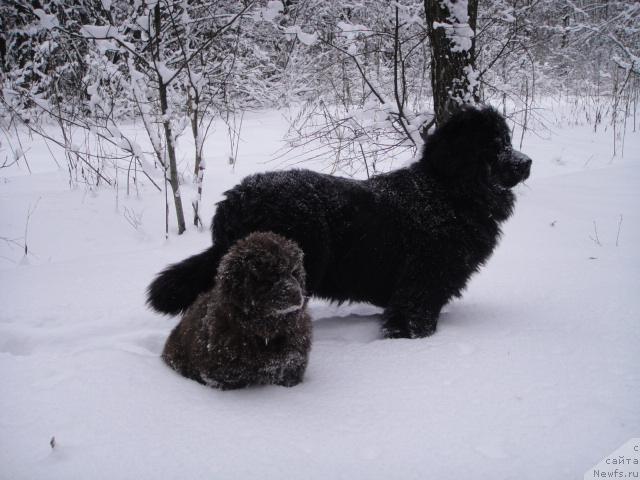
xmin=421 ymin=106 xmax=531 ymax=188
xmin=216 ymin=231 xmax=306 ymax=339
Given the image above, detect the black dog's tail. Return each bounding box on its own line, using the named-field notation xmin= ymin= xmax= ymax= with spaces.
xmin=147 ymin=245 xmax=225 ymax=315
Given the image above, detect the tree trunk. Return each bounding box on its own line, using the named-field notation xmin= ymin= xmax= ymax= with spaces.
xmin=159 ymin=80 xmax=186 ymax=235
xmin=155 ymin=3 xmax=186 ymax=235
xmin=188 ymin=88 xmax=204 ymax=228
xmin=425 ymin=0 xmax=479 ymax=125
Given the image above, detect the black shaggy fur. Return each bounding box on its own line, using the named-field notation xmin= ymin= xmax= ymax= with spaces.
xmin=162 ymin=232 xmax=312 ymax=389
xmin=149 ymin=106 xmax=531 ymax=339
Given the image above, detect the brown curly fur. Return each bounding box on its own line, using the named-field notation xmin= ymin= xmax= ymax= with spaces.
xmin=162 ymin=232 xmax=312 ymax=390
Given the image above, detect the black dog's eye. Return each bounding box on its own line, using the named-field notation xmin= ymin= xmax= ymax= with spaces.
xmin=496 ymin=132 xmax=512 ymax=153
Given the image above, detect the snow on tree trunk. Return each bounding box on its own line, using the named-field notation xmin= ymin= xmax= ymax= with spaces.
xmin=190 ymin=89 xmax=205 ymax=229
xmin=187 ymin=82 xmax=205 ymax=229
xmin=160 ymin=84 xmax=186 ymax=235
xmin=192 ymin=157 xmax=205 ymax=229
xmin=425 ymin=0 xmax=479 ymax=125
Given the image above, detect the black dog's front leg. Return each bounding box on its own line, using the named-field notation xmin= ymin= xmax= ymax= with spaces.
xmin=274 ymin=365 xmax=306 ymax=387
xmin=382 ymin=288 xmax=446 ymax=339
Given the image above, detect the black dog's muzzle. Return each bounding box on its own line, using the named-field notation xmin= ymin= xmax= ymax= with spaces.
xmin=494 ymin=149 xmax=532 ymax=188
xmin=511 ymin=150 xmax=532 ymax=180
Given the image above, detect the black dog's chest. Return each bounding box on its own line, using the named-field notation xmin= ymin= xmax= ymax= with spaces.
xmin=327 ymin=191 xmax=498 ymax=303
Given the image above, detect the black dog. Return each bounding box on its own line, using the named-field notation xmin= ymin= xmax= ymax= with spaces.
xmin=149 ymin=106 xmax=531 ymax=338
xmin=162 ymin=232 xmax=312 ymax=389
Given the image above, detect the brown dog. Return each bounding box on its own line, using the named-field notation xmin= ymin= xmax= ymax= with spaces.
xmin=162 ymin=232 xmax=311 ymax=390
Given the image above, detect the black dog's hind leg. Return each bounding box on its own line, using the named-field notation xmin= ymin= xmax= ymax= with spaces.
xmin=381 ymin=287 xmax=447 ymax=339
xmin=147 ymin=244 xmax=226 ymax=315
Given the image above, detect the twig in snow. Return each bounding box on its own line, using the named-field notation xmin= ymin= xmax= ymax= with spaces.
xmin=0 ymin=236 xmax=24 ymax=249
xmin=583 ymin=154 xmax=595 ymax=168
xmin=123 ymin=207 xmax=144 ymax=231
xmin=616 ymin=214 xmax=623 ymax=247
xmin=24 ymin=197 xmax=42 ymax=257
xmin=589 ymin=220 xmax=602 ymax=246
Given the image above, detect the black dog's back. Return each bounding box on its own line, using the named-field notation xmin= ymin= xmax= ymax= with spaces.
xmin=148 ymin=169 xmax=373 ymax=314
xmin=147 ymin=165 xmax=493 ymax=315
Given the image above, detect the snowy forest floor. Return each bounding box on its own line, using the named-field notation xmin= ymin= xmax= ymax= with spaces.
xmin=1 ymin=105 xmax=639 ymax=479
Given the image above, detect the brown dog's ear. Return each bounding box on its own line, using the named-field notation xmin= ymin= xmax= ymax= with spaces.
xmin=215 ymin=251 xmax=246 ymax=302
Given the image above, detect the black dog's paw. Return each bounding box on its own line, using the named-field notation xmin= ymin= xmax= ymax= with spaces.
xmin=408 ymin=319 xmax=437 ymax=338
xmin=382 ymin=322 xmax=410 ymax=339
xmin=382 ymin=320 xmax=436 ymax=339
xmin=274 ymin=365 xmax=306 ymax=387
xmin=409 ymin=326 xmax=437 ymax=339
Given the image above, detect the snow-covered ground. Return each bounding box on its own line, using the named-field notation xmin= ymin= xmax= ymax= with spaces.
xmin=1 ymin=107 xmax=638 ymax=479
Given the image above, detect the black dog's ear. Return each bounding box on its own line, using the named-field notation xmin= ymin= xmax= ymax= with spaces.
xmin=421 ymin=106 xmax=508 ymax=181
xmin=439 ymin=98 xmax=459 ymax=124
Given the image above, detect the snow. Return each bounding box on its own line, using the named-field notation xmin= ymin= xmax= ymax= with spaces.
xmin=434 ymin=0 xmax=474 ymax=53
xmin=433 ymin=20 xmax=474 ymax=53
xmin=80 ymin=25 xmax=117 ymax=40
xmin=33 ymin=9 xmax=59 ymax=30
xmin=285 ymin=26 xmax=319 ymax=47
xmin=262 ymin=1 xmax=284 ymax=22
xmin=337 ymin=21 xmax=372 ymax=40
xmin=1 ymin=106 xmax=639 ymax=479
xmin=156 ymin=61 xmax=176 ymax=84
xmin=274 ymin=299 xmax=305 ymax=316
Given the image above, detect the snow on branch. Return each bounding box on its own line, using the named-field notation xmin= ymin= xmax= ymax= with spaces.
xmin=284 ymin=25 xmax=318 ymax=46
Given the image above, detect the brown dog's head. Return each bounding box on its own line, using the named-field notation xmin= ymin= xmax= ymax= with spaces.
xmin=216 ymin=231 xmax=306 ymax=339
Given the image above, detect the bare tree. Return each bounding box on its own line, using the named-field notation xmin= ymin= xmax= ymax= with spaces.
xmin=2 ymin=0 xmax=256 ymax=236
xmin=425 ymin=0 xmax=479 ymax=125
xmin=280 ymin=1 xmax=432 ymax=176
